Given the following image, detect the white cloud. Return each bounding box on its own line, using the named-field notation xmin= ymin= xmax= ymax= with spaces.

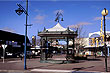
xmin=35 ymin=9 xmax=40 ymax=12
xmin=51 ymin=0 xmax=58 ymax=1
xmin=94 ymin=16 xmax=110 ymax=20
xmin=94 ymin=17 xmax=102 ymax=20
xmin=106 ymin=17 xmax=110 ymax=20
xmin=54 ymin=9 xmax=64 ymax=14
xmin=0 ymin=27 xmax=16 ymax=33
xmin=91 ymin=5 xmax=100 ymax=10
xmin=34 ymin=9 xmax=43 ymax=13
xmin=34 ymin=15 xmax=45 ymax=20
xmin=69 ymin=22 xmax=92 ymax=28
xmin=34 ymin=14 xmax=46 ymax=24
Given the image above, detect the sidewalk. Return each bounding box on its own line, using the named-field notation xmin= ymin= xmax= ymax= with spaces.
xmin=0 ymin=54 xmax=110 ymax=73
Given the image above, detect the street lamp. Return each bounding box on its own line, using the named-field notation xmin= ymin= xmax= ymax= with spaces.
xmin=101 ymin=8 xmax=108 ymax=72
xmin=15 ymin=0 xmax=29 ymax=70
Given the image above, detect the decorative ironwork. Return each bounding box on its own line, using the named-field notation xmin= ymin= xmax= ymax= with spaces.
xmin=15 ymin=3 xmax=28 ymax=16
xmin=55 ymin=11 xmax=64 ymax=22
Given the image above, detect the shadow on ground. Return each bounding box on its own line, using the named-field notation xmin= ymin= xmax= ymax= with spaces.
xmin=72 ymin=66 xmax=95 ymax=71
xmin=28 ymin=64 xmax=56 ymax=69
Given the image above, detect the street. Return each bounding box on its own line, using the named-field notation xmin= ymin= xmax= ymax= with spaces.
xmin=0 ymin=55 xmax=110 ymax=73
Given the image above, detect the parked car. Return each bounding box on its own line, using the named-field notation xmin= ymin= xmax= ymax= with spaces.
xmin=6 ymin=52 xmax=23 ymax=58
xmin=26 ymin=51 xmax=33 ymax=59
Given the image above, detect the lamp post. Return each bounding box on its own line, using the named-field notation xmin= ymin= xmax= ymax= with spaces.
xmin=101 ymin=8 xmax=108 ymax=72
xmin=15 ymin=0 xmax=29 ymax=70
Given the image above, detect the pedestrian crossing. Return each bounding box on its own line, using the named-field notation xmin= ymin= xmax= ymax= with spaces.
xmin=31 ymin=69 xmax=101 ymax=73
xmin=31 ymin=69 xmax=73 ymax=73
xmin=7 ymin=60 xmax=22 ymax=63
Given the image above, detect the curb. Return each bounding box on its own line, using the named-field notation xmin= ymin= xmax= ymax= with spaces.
xmin=0 ymin=70 xmax=109 ymax=73
xmin=0 ymin=70 xmax=31 ymax=73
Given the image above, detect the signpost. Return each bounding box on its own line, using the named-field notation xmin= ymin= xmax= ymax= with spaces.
xmin=2 ymin=44 xmax=7 ymax=63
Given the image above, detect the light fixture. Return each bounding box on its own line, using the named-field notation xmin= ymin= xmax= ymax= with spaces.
xmin=15 ymin=8 xmax=24 ymax=15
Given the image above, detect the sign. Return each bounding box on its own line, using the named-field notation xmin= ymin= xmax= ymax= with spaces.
xmin=1 ymin=44 xmax=7 ymax=63
xmin=2 ymin=44 xmax=7 ymax=50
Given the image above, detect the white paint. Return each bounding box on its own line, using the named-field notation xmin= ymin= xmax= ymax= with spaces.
xmin=7 ymin=60 xmax=21 ymax=63
xmin=47 ymin=23 xmax=66 ymax=31
xmin=47 ymin=23 xmax=73 ymax=32
xmin=53 ymin=58 xmax=66 ymax=60
xmin=89 ymin=31 xmax=110 ymax=38
xmin=31 ymin=69 xmax=74 ymax=73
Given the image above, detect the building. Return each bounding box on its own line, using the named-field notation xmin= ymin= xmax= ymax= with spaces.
xmin=0 ymin=30 xmax=31 ymax=58
xmin=75 ymin=38 xmax=89 ymax=48
xmin=84 ymin=31 xmax=110 ymax=56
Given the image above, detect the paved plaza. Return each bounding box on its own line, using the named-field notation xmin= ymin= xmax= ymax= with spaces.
xmin=0 ymin=54 xmax=110 ymax=73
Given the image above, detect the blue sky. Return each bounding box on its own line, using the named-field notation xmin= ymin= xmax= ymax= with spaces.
xmin=0 ymin=0 xmax=110 ymax=40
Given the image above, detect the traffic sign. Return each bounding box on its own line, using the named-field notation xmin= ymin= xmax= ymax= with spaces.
xmin=1 ymin=44 xmax=7 ymax=63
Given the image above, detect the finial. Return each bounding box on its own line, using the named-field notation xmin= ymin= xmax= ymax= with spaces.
xmin=43 ymin=27 xmax=46 ymax=31
xmin=55 ymin=11 xmax=64 ymax=23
